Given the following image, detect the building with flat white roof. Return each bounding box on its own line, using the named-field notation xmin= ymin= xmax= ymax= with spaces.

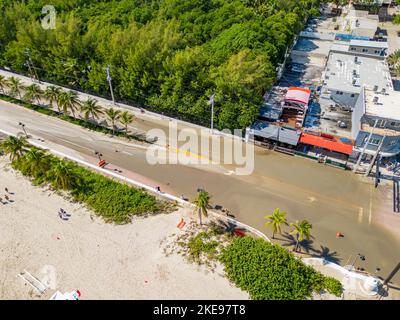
xmin=321 ymin=50 xmax=393 ymax=108
xmin=353 ymin=88 xmax=400 ymax=157
xmin=343 ymin=9 xmax=379 ymax=39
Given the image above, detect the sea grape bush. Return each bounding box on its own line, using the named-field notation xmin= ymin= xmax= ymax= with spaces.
xmin=219 ymin=237 xmax=343 ymax=300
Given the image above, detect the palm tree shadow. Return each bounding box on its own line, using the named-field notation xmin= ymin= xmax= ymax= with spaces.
xmin=281 ymin=233 xmax=317 ymax=255
xmin=312 ymin=246 xmax=342 ymax=264
xmin=215 ymin=219 xmax=237 ymax=234
xmin=213 ymin=219 xmax=247 ymax=236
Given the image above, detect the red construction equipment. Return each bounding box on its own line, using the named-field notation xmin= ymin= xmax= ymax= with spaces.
xmin=98 ymin=159 xmax=106 ymax=167
xmin=233 ymin=229 xmax=246 ymax=237
xmin=177 ymin=218 xmax=186 ymax=229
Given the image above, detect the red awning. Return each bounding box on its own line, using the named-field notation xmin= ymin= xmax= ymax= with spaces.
xmin=285 ymin=87 xmax=311 ymax=105
xmin=299 ymin=133 xmax=353 ymax=155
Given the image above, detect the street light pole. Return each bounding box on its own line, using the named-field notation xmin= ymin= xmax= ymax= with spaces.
xmin=106 ymin=65 xmax=115 ymax=105
xmin=207 ymin=94 xmax=215 ymax=134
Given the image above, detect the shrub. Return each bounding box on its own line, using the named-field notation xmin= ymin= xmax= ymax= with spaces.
xmin=187 ymin=231 xmax=220 ymax=263
xmin=219 ymin=237 xmax=342 ymax=300
xmin=7 ymin=142 xmax=168 ymax=224
xmin=323 ymin=276 xmax=343 ymax=297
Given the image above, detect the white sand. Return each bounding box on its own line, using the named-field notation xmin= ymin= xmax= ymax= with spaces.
xmin=0 ymin=157 xmax=248 ymax=300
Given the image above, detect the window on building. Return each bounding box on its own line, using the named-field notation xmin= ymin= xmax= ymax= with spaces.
xmin=370 ymin=138 xmax=381 ymax=145
xmin=378 ymin=119 xmax=387 ymax=127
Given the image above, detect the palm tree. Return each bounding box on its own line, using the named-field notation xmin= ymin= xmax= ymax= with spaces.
xmin=58 ymin=90 xmax=81 ymax=117
xmin=387 ymin=50 xmax=400 ymax=68
xmin=21 ymin=147 xmax=50 ymax=178
xmin=1 ymin=136 xmax=27 ymax=161
xmin=193 ymin=190 xmax=210 ymax=225
xmin=24 ymin=83 xmax=43 ymax=105
xmin=105 ymin=108 xmax=121 ymax=135
xmin=80 ymin=98 xmax=103 ymax=122
xmin=7 ymin=77 xmax=24 ymax=99
xmin=0 ymin=75 xmax=7 ymax=94
xmin=264 ymin=208 xmax=288 ymax=239
xmin=47 ymin=159 xmax=79 ymax=190
xmin=44 ymin=86 xmax=61 ymax=112
xmin=290 ymin=220 xmax=313 ymax=253
xmin=119 ymin=111 xmax=134 ymax=136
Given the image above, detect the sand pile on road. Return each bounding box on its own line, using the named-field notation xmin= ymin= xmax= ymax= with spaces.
xmin=0 ymin=157 xmax=248 ymax=300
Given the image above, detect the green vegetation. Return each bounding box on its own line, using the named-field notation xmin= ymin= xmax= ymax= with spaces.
xmin=0 ymin=92 xmax=149 ymax=142
xmin=219 ymin=236 xmax=342 ymax=300
xmin=0 ymin=0 xmax=321 ymax=130
xmin=193 ymin=189 xmax=211 ymax=225
xmin=1 ymin=136 xmax=169 ymax=223
xmin=264 ymin=208 xmax=288 ymax=239
xmin=291 ymin=220 xmax=313 ymax=252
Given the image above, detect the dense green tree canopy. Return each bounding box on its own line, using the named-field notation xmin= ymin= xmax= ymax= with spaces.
xmin=0 ymin=0 xmax=320 ymax=129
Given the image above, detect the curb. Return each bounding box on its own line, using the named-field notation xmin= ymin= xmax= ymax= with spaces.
xmin=0 ymin=127 xmax=270 ymax=242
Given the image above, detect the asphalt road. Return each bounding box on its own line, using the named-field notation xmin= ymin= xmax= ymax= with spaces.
xmin=1 ymin=99 xmax=400 ymax=283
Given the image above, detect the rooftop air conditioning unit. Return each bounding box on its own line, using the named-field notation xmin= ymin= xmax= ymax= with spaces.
xmin=354 ymin=56 xmax=358 ymax=63
xmin=381 ymin=88 xmax=386 ymax=94
xmin=373 ymin=85 xmax=379 ymax=92
xmin=373 ymin=96 xmax=379 ymax=104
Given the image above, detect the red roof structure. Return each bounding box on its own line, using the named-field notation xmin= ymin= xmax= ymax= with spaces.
xmin=299 ymin=132 xmax=353 ymax=155
xmin=285 ymin=87 xmax=311 ymax=105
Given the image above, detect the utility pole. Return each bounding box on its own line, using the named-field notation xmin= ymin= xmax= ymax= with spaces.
xmin=207 ymin=94 xmax=215 ymax=134
xmin=375 ymin=153 xmax=381 ymax=188
xmin=365 ymin=136 xmax=386 ymax=177
xmin=383 ymin=262 xmax=400 ymax=286
xmin=353 ymin=119 xmax=378 ymax=173
xmin=106 ymin=65 xmax=115 ymax=105
xmin=24 ymin=49 xmax=39 ymax=83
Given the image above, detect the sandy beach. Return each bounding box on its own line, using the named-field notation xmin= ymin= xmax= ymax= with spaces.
xmin=0 ymin=156 xmax=248 ymax=300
